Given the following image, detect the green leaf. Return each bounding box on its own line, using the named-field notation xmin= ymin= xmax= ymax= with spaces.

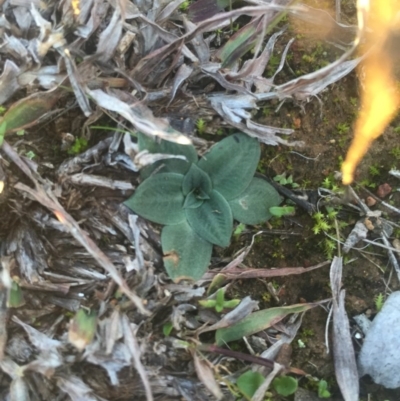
xmin=236 ymin=371 xmax=265 ymax=398
xmin=215 ymin=288 xmax=225 ymax=313
xmin=0 ymin=122 xmax=6 ymax=146
xmin=229 ymin=177 xmax=282 ymax=225
xmin=161 ymin=221 xmax=213 ymax=282
xmin=272 ymin=376 xmax=298 ymax=396
xmin=124 ymin=173 xmax=185 ymax=225
xmin=198 ymin=134 xmax=260 ymax=200
xmin=138 ymin=132 xmax=198 ymax=178
xmin=163 ymin=322 xmax=173 ymax=336
xmin=207 ymin=273 xmax=228 ymax=295
xmin=218 ymin=22 xmax=257 ymax=68
xmin=224 ymin=299 xmax=241 ymax=309
xmin=186 ymin=190 xmax=233 ymax=247
xmin=68 ymin=309 xmax=97 ymax=351
xmin=216 ymin=303 xmax=316 ymax=345
xmin=0 ymin=90 xmax=61 ymax=134
xmin=234 ymin=223 xmax=246 ymax=236
xmin=318 ymin=380 xmax=331 ymax=398
xmin=269 ymin=206 xmax=295 ymax=217
xmin=182 ymin=164 xmax=212 ymax=196
xmin=7 ymin=280 xmax=24 ymax=308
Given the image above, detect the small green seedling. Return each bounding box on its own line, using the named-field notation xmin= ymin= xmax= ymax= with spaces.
xmin=68 ymin=309 xmax=97 ymax=351
xmin=25 ymin=150 xmax=36 ymax=160
xmin=233 ymin=223 xmax=246 ymax=237
xmin=312 ymin=212 xmax=332 ymax=235
xmin=179 ymin=0 xmax=190 ymax=11
xmin=236 ymin=370 xmax=265 ymax=398
xmin=272 ymin=375 xmax=298 ymax=396
xmin=125 ymin=133 xmax=281 ymax=282
xmin=374 ymin=293 xmax=384 ymax=312
xmin=273 ymin=173 xmax=299 ymax=188
xmin=269 ymin=206 xmax=295 ymax=217
xmin=7 ymin=279 xmax=24 ymax=308
xmin=317 ymin=379 xmax=331 ymax=398
xmin=163 ymin=322 xmax=173 ymax=336
xmin=196 ymin=118 xmax=206 ymax=135
xmin=390 ymin=146 xmax=400 ymax=160
xmin=369 ymin=164 xmax=381 ymax=177
xmin=68 ymin=137 xmax=88 ymax=155
xmin=336 ymin=122 xmax=350 ymax=135
xmin=198 ymin=288 xmax=240 ymax=312
xmin=0 ymin=122 xmax=6 ymax=146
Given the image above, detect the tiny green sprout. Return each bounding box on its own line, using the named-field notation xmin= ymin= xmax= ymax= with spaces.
xmin=321 ymin=177 xmax=332 ymax=189
xmin=25 ymin=150 xmax=36 ymax=160
xmin=350 ymin=97 xmax=358 ymax=107
xmin=236 ymin=370 xmax=265 ymax=398
xmin=0 ymin=122 xmax=6 ymax=146
xmin=336 ymin=122 xmax=350 ymax=135
xmin=16 ymin=129 xmax=25 ymax=136
xmin=390 ymin=146 xmax=400 ymax=160
xmin=198 ymin=288 xmax=241 ymax=313
xmin=297 ymin=339 xmax=306 ymax=348
xmin=195 ymin=118 xmax=206 ymax=135
xmin=317 ymin=379 xmax=331 ymax=398
xmin=374 ymin=293 xmax=384 ymax=311
xmin=7 ymin=279 xmax=24 ymax=308
xmin=179 ymin=0 xmax=190 ymax=11
xmin=323 ymin=238 xmax=337 ymax=259
xmin=326 ymin=206 xmax=338 ymax=220
xmin=312 ymin=211 xmax=334 ymax=239
xmin=0 ymin=106 xmax=6 ymax=115
xmin=369 ymin=164 xmax=380 ymax=177
xmin=163 ymin=322 xmax=173 ymax=336
xmin=273 ymin=173 xmax=299 ymax=188
xmin=68 ymin=309 xmax=97 ymax=351
xmin=68 ymin=137 xmax=88 ymax=155
xmin=302 ymin=54 xmax=315 ymax=63
xmin=269 ymin=206 xmax=295 ymax=217
xmin=234 ymin=223 xmax=246 ymax=237
xmin=272 ymin=376 xmax=298 ymax=397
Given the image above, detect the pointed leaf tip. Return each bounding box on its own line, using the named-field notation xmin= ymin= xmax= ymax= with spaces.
xmin=198 ymin=134 xmax=260 ymax=200
xmin=186 ymin=189 xmax=233 ymax=247
xmin=229 ymin=177 xmax=282 ymax=225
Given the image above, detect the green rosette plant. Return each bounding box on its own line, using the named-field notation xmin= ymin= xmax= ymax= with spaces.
xmin=125 ymin=133 xmax=282 ymax=282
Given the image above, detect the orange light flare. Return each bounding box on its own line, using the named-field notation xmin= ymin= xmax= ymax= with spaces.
xmin=72 ymin=0 xmax=80 ymax=17
xmin=54 ymin=210 xmax=66 ymax=224
xmin=341 ymin=0 xmax=400 ymax=185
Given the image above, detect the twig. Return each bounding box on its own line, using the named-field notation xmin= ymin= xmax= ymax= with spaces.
xmin=198 ymin=344 xmax=275 ymax=370
xmin=381 ymin=234 xmax=400 ymax=282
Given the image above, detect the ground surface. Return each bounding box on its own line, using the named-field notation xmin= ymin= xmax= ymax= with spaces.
xmin=0 ymin=0 xmax=400 ymax=400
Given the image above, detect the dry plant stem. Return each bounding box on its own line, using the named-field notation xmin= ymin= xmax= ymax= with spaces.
xmin=0 ymin=284 xmax=7 ymax=360
xmin=380 ymin=234 xmax=400 ymax=282
xmin=355 ymin=183 xmax=400 ymax=215
xmin=1 ymin=141 xmax=149 ymax=316
xmin=198 ymin=344 xmax=275 ymax=370
xmin=207 ymin=260 xmax=330 ymax=280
